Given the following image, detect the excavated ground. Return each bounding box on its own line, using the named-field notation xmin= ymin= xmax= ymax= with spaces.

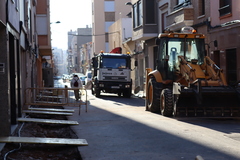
xmin=0 ymin=106 xmax=82 ymax=160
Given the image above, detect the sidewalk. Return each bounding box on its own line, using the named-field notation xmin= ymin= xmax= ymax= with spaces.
xmin=67 ymin=90 xmax=147 ymax=160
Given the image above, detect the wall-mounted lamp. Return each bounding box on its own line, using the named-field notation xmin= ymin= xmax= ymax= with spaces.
xmin=125 ymin=2 xmax=132 ymax=6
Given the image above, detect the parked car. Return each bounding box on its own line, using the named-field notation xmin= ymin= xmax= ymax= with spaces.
xmin=53 ymin=76 xmax=62 ymax=80
xmin=62 ymin=74 xmax=69 ymax=80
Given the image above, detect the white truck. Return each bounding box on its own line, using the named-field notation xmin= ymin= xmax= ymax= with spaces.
xmin=91 ymin=50 xmax=132 ymax=98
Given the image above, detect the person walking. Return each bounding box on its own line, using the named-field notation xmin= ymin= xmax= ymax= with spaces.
xmin=70 ymin=75 xmax=83 ymax=101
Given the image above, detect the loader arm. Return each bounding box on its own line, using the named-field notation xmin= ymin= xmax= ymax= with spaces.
xmin=178 ymin=56 xmax=195 ymax=83
xmin=204 ymin=56 xmax=227 ymax=86
xmin=178 ymin=56 xmax=206 ymax=84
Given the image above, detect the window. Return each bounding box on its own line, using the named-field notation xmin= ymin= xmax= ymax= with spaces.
xmin=104 ymin=1 xmax=115 ymax=12
xmin=199 ymin=0 xmax=205 ymax=16
xmin=105 ymin=21 xmax=114 ymax=32
xmin=219 ymin=0 xmax=231 ymax=17
xmin=174 ymin=0 xmax=191 ymax=10
xmin=133 ymin=1 xmax=143 ymax=28
xmin=161 ymin=12 xmax=168 ymax=32
xmin=75 ymin=57 xmax=78 ymax=64
xmin=105 ymin=43 xmax=109 ymax=52
xmin=146 ymin=0 xmax=156 ymax=24
xmin=177 ymin=0 xmax=185 ymax=4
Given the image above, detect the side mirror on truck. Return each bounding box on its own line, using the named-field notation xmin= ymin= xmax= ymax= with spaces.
xmin=91 ymin=57 xmax=98 ymax=68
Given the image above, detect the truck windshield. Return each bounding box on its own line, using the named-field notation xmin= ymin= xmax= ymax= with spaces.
xmin=101 ymin=57 xmax=128 ymax=69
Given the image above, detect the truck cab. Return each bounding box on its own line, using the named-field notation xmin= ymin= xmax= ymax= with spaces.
xmin=91 ymin=52 xmax=132 ymax=98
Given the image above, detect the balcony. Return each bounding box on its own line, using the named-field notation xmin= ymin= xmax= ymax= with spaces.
xmin=166 ymin=7 xmax=194 ymax=31
xmin=38 ymin=35 xmax=52 ymax=56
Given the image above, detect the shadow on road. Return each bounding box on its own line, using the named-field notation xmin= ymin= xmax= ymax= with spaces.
xmin=68 ymin=93 xmax=240 ymax=160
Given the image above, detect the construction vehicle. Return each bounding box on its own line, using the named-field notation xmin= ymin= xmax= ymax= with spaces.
xmin=146 ymin=26 xmax=240 ymax=117
xmin=91 ymin=48 xmax=132 ymax=98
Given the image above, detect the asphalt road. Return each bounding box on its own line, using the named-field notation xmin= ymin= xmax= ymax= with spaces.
xmin=66 ymin=91 xmax=240 ymax=160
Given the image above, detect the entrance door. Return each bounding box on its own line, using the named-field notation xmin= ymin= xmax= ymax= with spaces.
xmin=9 ymin=33 xmax=17 ymax=124
xmin=226 ymin=48 xmax=237 ymax=85
xmin=213 ymin=50 xmax=220 ymax=67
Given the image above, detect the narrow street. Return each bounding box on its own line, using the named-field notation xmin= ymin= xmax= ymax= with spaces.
xmin=65 ymin=90 xmax=240 ymax=160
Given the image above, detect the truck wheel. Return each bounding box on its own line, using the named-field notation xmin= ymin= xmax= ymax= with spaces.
xmin=146 ymin=77 xmax=161 ymax=113
xmin=95 ymin=88 xmax=101 ymax=97
xmin=160 ymin=89 xmax=174 ymax=117
xmin=123 ymin=89 xmax=131 ymax=98
xmin=91 ymin=83 xmax=95 ymax=95
xmin=118 ymin=92 xmax=122 ymax=97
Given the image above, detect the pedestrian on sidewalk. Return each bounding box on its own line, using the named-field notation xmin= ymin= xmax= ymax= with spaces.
xmin=70 ymin=75 xmax=83 ymax=101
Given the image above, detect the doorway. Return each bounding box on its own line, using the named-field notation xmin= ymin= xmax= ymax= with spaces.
xmin=226 ymin=48 xmax=237 ymax=85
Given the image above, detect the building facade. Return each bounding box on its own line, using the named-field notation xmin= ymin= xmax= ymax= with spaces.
xmin=37 ymin=0 xmax=53 ymax=87
xmin=109 ymin=0 xmax=240 ymax=94
xmin=0 ymin=0 xmax=52 ymax=137
xmin=92 ymin=0 xmax=131 ymax=55
xmin=208 ymin=0 xmax=240 ymax=85
xmin=67 ymin=26 xmax=92 ymax=74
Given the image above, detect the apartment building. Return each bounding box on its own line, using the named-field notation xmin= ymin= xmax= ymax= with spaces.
xmin=0 ymin=0 xmax=29 ymax=136
xmin=208 ymin=1 xmax=240 ymax=85
xmin=92 ymin=0 xmax=131 ymax=54
xmin=109 ymin=0 xmax=240 ymax=93
xmin=0 ymin=0 xmax=51 ymax=137
xmin=76 ymin=27 xmax=92 ymax=73
xmin=67 ymin=26 xmax=92 ymax=74
xmin=67 ymin=30 xmax=78 ymax=74
xmin=67 ymin=30 xmax=77 ymax=74
xmin=37 ymin=0 xmax=54 ymax=87
xmin=0 ymin=0 xmax=11 ymax=137
xmin=80 ymin=42 xmax=93 ymax=74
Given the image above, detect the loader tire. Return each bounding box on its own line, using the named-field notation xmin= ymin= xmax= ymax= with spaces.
xmin=160 ymin=89 xmax=174 ymax=117
xmin=146 ymin=77 xmax=162 ymax=113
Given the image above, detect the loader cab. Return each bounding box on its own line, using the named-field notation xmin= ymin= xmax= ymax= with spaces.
xmin=156 ymin=27 xmax=206 ymax=80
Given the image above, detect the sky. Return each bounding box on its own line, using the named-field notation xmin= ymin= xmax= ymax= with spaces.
xmin=50 ymin=0 xmax=92 ymax=50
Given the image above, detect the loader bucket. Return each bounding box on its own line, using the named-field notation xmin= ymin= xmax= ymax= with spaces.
xmin=175 ymin=86 xmax=240 ymax=117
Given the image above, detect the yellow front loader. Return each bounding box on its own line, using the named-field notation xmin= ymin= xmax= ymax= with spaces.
xmin=145 ymin=27 xmax=240 ymax=117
